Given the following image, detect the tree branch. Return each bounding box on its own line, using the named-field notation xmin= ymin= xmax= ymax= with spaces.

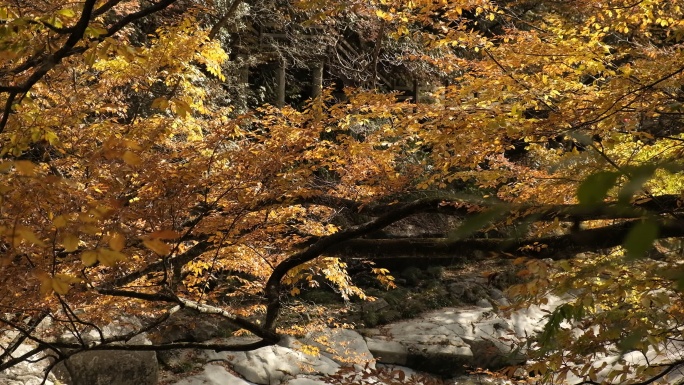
xmin=263 ymin=197 xmax=449 ymax=330
xmin=326 ymin=219 xmax=684 ymax=260
xmin=208 ymin=0 xmax=244 ymax=39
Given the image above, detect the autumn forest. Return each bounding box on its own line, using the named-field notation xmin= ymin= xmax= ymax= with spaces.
xmin=1 ymin=0 xmax=684 ymax=383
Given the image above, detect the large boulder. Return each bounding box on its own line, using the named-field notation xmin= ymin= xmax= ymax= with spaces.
xmin=51 ymin=319 xmax=158 ymax=385
xmin=150 ymin=308 xmax=238 ymax=345
xmin=297 ymin=328 xmax=375 ymax=370
xmin=363 ymin=307 xmax=525 ymax=376
xmin=0 ymin=334 xmax=57 ymax=385
xmin=55 ymin=347 xmax=158 ymax=385
xmin=194 ymin=336 xmax=339 ymax=385
xmin=171 ymin=364 xmax=254 ymax=385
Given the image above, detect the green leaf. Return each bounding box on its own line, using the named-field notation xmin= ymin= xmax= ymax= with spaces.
xmin=577 ymin=171 xmax=619 ymax=206
xmin=617 ymin=328 xmax=646 ymax=353
xmin=618 ymin=165 xmax=656 ymax=203
xmin=623 ymin=220 xmax=659 ymax=260
xmin=56 ymin=9 xmax=75 ymax=18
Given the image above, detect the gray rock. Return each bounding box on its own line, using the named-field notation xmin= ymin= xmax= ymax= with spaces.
xmin=284 ymin=377 xmax=329 ymax=385
xmin=221 ymin=337 xmax=340 ymax=385
xmin=52 ymin=328 xmax=158 ymax=385
xmin=449 ymin=374 xmax=512 ymax=384
xmin=0 ymin=343 xmax=56 ymax=385
xmin=299 ymin=328 xmax=375 ymax=370
xmin=447 ymin=282 xmax=488 ymax=304
xmin=488 ymin=288 xmax=506 ymax=300
xmin=54 ymin=346 xmax=158 ymax=385
xmin=476 ymin=298 xmax=492 ymax=308
xmin=150 ymin=308 xmax=237 ymax=345
xmin=364 ymin=337 xmax=408 ymax=365
xmin=362 ymin=307 xmax=526 ymax=376
xmin=361 ymin=297 xmax=390 ymax=313
xmin=172 ymin=364 xmax=254 ymax=385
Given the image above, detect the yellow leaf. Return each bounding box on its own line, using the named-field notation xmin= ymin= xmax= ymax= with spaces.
xmin=375 ymin=10 xmax=392 ymax=21
xmin=14 ymin=226 xmax=45 ymax=247
xmin=151 ymin=97 xmax=169 ymax=110
xmin=84 ymin=48 xmax=96 ymax=66
xmin=14 ymin=160 xmax=37 ymax=176
xmin=81 ymin=250 xmax=98 ymax=266
xmin=109 ymin=232 xmax=126 ymax=252
xmin=123 ymin=139 xmax=142 ymax=150
xmin=98 ymin=248 xmax=127 ymax=266
xmin=35 ymin=271 xmax=53 ymax=295
xmin=122 ymin=151 xmax=142 ymax=166
xmin=62 ymin=233 xmax=79 ymax=252
xmin=55 ymin=274 xmax=81 ymax=284
xmin=56 ymin=8 xmax=75 ymax=17
xmin=0 ymin=161 xmax=12 ymax=173
xmin=53 ymin=215 xmax=68 ymax=229
xmin=172 ymin=99 xmax=192 ymax=118
xmin=300 ymin=344 xmax=320 ymax=356
xmin=52 ymin=278 xmax=70 ymax=295
xmin=143 ymin=238 xmax=171 ymax=255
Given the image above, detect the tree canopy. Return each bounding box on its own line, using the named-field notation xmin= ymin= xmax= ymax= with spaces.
xmin=2 ymin=0 xmax=684 ymax=383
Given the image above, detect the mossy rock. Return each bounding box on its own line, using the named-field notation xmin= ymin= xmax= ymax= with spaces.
xmin=426 ymin=265 xmax=444 ymax=279
xmin=423 ymin=286 xmax=454 ymax=309
xmin=377 ymin=309 xmax=402 ymax=324
xmin=382 ymin=287 xmax=410 ymax=306
xmin=362 ymin=311 xmax=380 ymax=327
xmin=400 ymin=266 xmax=426 ymax=286
xmin=401 ymin=299 xmax=428 ymax=318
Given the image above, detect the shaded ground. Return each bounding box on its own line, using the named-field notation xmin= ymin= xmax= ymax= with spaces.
xmin=285 ymin=257 xmax=523 ymax=330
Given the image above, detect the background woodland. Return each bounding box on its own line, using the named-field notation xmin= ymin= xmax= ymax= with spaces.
xmin=2 ymin=0 xmax=684 ymax=383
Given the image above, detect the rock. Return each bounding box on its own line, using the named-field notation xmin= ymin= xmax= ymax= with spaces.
xmin=51 ymin=319 xmax=159 ymax=385
xmin=447 ymin=281 xmax=488 ymax=304
xmin=0 ymin=339 xmax=57 ymax=385
xmin=487 ymin=288 xmax=511 ymax=306
xmin=298 ymin=328 xmax=375 ymax=370
xmin=364 ymin=338 xmax=408 ymax=365
xmin=449 ymin=374 xmax=512 ymax=384
xmin=361 ymin=297 xmax=390 ymax=313
xmin=321 ymin=363 xmax=443 ymax=385
xmin=171 ymin=364 xmax=254 ymax=385
xmin=52 ymin=334 xmax=158 ymax=385
xmin=213 ymin=336 xmax=340 ymax=385
xmin=150 ymin=308 xmax=237 ymax=344
xmin=476 ymin=298 xmax=492 ymax=308
xmin=377 ymin=364 xmax=444 ymax=384
xmin=363 ymin=307 xmax=525 ymax=376
xmin=284 ymin=377 xmax=328 ymax=385
xmin=488 ymin=288 xmax=506 ymax=300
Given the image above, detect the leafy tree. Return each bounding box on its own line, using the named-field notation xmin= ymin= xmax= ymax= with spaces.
xmin=2 ymin=0 xmax=684 ymax=384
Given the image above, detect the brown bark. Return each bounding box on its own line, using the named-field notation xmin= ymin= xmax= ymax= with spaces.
xmin=311 ymin=62 xmax=323 ymax=99
xmin=276 ymin=60 xmax=286 ymax=108
xmin=326 ymin=220 xmax=684 ymax=261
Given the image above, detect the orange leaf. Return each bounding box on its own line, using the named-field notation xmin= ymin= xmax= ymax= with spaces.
xmin=149 ymin=229 xmax=182 ymax=240
xmin=122 ymin=150 xmax=142 ymax=166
